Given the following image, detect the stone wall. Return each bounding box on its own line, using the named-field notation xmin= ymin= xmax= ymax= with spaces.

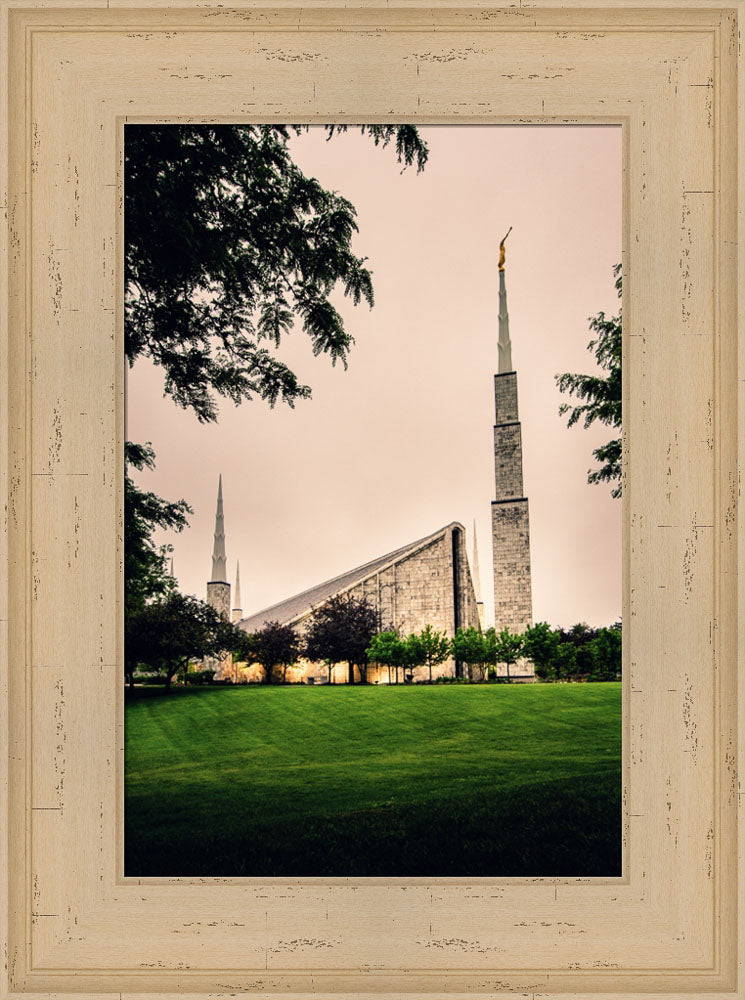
xmin=206 ymin=581 xmax=232 ymax=679
xmin=493 ymin=423 xmax=524 ymax=499
xmin=494 ymin=371 xmax=520 ymax=424
xmin=492 ymin=498 xmax=533 ymax=634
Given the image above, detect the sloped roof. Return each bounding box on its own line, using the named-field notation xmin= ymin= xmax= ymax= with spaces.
xmin=238 ymin=522 xmax=461 ymax=634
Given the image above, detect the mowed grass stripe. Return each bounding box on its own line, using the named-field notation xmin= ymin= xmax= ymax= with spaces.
xmin=125 ymin=683 xmax=622 ymax=877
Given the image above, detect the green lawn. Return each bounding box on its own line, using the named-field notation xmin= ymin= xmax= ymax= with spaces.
xmin=125 ymin=682 xmax=622 ymax=877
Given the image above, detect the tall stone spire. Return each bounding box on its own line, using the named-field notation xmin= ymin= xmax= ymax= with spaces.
xmin=497 ymin=227 xmax=513 ymax=373
xmin=210 ymin=474 xmax=227 ymax=583
xmin=491 ymin=235 xmax=533 ymax=645
xmin=232 ymin=561 xmax=243 ymax=624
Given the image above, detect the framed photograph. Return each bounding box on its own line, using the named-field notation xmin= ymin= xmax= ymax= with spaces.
xmin=1 ymin=1 xmax=742 ymax=998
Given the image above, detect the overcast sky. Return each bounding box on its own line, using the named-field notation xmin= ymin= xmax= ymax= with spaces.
xmin=127 ymin=124 xmax=622 ymax=629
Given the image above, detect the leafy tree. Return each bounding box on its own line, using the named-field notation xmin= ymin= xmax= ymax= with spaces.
xmin=251 ymin=620 xmax=301 ymax=684
xmin=407 ymin=625 xmax=451 ymax=683
xmin=521 ymin=621 xmax=560 ymax=681
xmin=451 ymin=626 xmax=488 ymax=682
xmin=367 ymin=630 xmax=406 ymax=685
xmin=232 ymin=628 xmax=258 ymax=667
xmin=587 ymin=624 xmax=622 ymax=681
xmin=124 ymin=442 xmax=191 ymax=621
xmin=553 ymin=641 xmax=578 ymax=681
xmin=124 ymin=125 xmax=429 ymax=611
xmin=492 ymin=626 xmax=524 ymax=682
xmin=304 ymin=594 xmax=381 ymax=684
xmin=125 ymin=125 xmax=428 ymax=422
xmin=556 ymin=264 xmax=622 ymax=498
xmin=125 ymin=592 xmax=238 ymax=691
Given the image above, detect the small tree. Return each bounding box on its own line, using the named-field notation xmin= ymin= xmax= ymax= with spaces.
xmin=492 ymin=626 xmax=524 ymax=682
xmin=587 ymin=624 xmax=622 ymax=681
xmin=251 ymin=620 xmax=300 ymax=684
xmin=412 ymin=625 xmax=451 ymax=683
xmin=451 ymin=626 xmax=487 ymax=681
xmin=522 ymin=621 xmax=560 ymax=681
xmin=304 ymin=594 xmax=380 ymax=684
xmin=367 ymin=631 xmax=405 ymax=685
xmin=554 ymin=642 xmax=578 ymax=681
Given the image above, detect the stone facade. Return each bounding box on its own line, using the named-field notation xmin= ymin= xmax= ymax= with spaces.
xmin=207 ymin=580 xmax=230 ymax=619
xmin=492 ymin=499 xmax=532 ymax=633
xmin=236 ymin=522 xmax=480 ymax=683
xmin=492 ymin=371 xmax=533 ymax=640
xmin=205 ymin=580 xmax=233 ymax=679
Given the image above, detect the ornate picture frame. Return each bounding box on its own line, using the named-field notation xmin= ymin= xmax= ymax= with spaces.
xmin=1 ymin=2 xmax=743 ymax=997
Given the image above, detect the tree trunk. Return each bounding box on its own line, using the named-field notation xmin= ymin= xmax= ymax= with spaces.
xmin=428 ymin=662 xmax=433 ymax=684
xmin=164 ymin=666 xmax=172 ymax=692
xmin=506 ymin=661 xmax=511 ymax=682
xmin=348 ymin=661 xmax=354 ymax=685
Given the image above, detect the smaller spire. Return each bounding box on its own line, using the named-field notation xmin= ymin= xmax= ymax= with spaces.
xmin=471 ymin=520 xmax=482 ymax=604
xmin=234 ymin=563 xmax=242 ymax=607
xmin=232 ymin=562 xmax=243 ymax=623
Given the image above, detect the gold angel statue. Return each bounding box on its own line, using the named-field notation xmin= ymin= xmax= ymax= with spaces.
xmin=498 ymin=226 xmax=512 ymax=271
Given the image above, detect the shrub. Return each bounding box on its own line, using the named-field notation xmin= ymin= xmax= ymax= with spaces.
xmin=185 ymin=669 xmax=216 ymax=686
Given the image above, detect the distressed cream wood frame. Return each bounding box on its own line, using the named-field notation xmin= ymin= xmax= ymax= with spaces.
xmin=0 ymin=1 xmax=743 ymax=998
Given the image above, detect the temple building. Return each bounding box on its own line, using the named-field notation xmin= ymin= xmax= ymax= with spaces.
xmin=204 ymin=236 xmax=533 ymax=682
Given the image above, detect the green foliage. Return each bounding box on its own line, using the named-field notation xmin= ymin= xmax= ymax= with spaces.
xmin=522 ymin=621 xmax=561 ymax=679
xmin=304 ymin=594 xmax=381 ymax=684
xmin=491 ymin=626 xmax=524 ymax=681
xmin=125 ymin=592 xmax=239 ymax=690
xmin=406 ymin=624 xmax=451 ymax=683
xmin=231 ymin=629 xmax=258 ymax=666
xmin=125 ymin=125 xmax=428 ymax=423
xmin=523 ymin=620 xmax=622 ymax=681
xmin=184 ymin=669 xmax=217 ymax=686
xmin=556 ymin=264 xmax=622 ymax=498
xmin=250 ymin=620 xmax=301 ymax=684
xmin=125 ymin=683 xmax=622 ymax=877
xmin=366 ymin=630 xmax=407 ymax=684
xmin=554 ymin=642 xmax=578 ymax=681
xmin=124 ymin=442 xmax=191 ymax=622
xmin=451 ymin=626 xmax=490 ymax=681
xmin=586 ymin=624 xmax=623 ymax=681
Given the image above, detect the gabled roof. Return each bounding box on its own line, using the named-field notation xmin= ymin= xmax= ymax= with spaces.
xmin=238 ymin=522 xmax=462 ymax=634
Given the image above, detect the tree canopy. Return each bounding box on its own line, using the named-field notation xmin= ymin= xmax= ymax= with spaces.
xmin=304 ymin=594 xmax=381 ymax=684
xmin=124 ymin=442 xmax=191 ymax=619
xmin=124 ymin=124 xmax=429 ymax=617
xmin=556 ymin=264 xmax=622 ymax=498
xmin=250 ymin=620 xmax=301 ymax=684
xmin=125 ymin=124 xmax=429 ymax=423
xmin=125 ymin=591 xmax=238 ymax=690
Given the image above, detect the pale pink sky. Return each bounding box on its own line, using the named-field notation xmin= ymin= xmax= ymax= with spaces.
xmin=127 ymin=124 xmax=622 ymax=629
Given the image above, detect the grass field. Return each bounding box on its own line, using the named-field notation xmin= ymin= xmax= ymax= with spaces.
xmin=125 ymin=682 xmax=622 ymax=877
